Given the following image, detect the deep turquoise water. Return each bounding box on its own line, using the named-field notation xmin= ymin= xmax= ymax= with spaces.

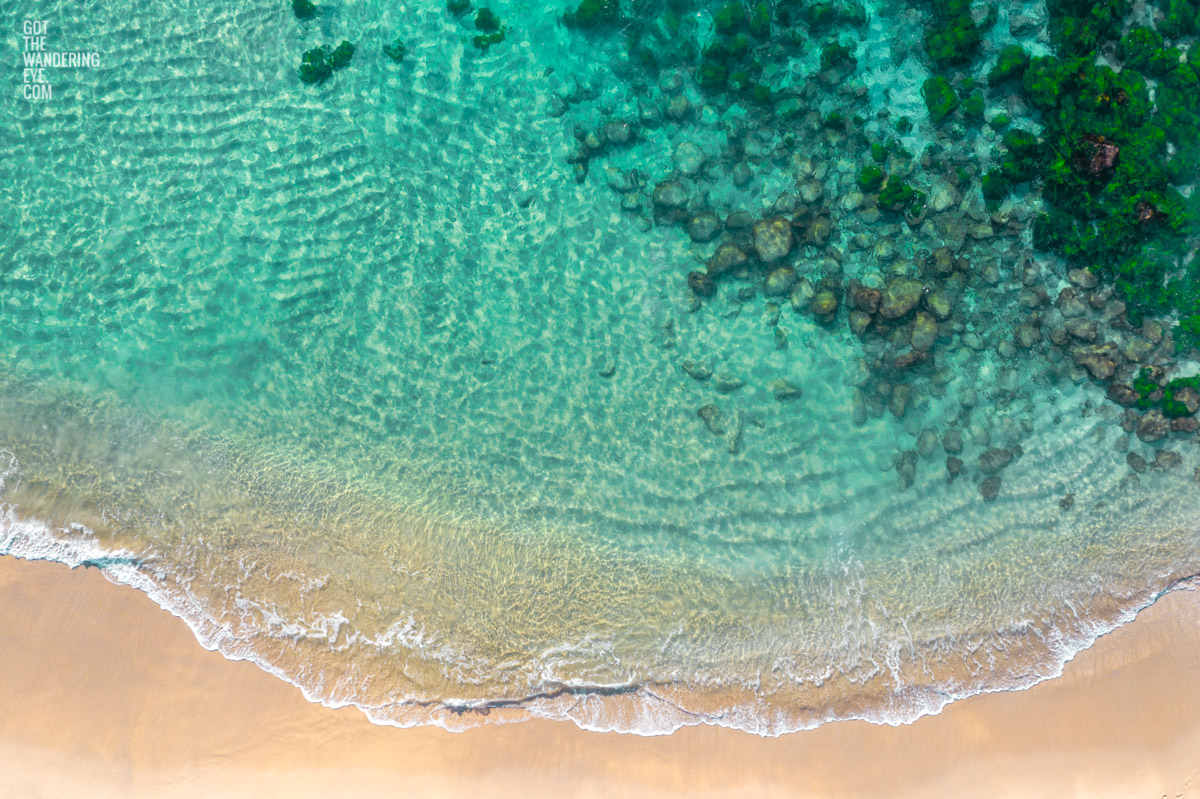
xmin=2 ymin=0 xmax=1199 ymax=734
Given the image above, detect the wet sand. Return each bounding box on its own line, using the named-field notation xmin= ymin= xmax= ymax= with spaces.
xmin=0 ymin=555 xmax=1198 ymax=798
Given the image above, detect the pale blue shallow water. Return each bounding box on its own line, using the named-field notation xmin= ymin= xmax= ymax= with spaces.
xmin=1 ymin=0 xmax=1199 ymax=734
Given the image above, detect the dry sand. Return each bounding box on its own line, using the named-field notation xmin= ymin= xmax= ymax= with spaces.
xmin=0 ymin=555 xmax=1198 ymax=799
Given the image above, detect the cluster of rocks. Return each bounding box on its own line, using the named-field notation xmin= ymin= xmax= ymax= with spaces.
xmin=565 ymin=118 xmax=638 ymax=182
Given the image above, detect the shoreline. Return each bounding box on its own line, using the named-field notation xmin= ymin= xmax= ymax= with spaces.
xmin=1 ymin=556 xmax=1199 ymax=797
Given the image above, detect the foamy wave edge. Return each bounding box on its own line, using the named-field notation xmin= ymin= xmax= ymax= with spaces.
xmin=0 ymin=463 xmax=1191 ymax=738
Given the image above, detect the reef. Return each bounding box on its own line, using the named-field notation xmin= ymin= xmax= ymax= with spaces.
xmin=537 ymin=0 xmax=1199 ymax=495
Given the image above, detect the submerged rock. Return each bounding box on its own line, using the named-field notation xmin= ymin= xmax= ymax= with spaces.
xmin=896 ymin=450 xmax=918 ymax=491
xmin=879 ymin=277 xmax=924 ymax=320
xmin=652 ymin=181 xmax=688 ymax=209
xmin=946 ymin=456 xmax=963 ymax=481
xmin=697 ymin=404 xmax=725 ymax=436
xmin=978 ymin=447 xmax=1014 ymax=474
xmin=771 ymin=378 xmax=803 ymax=401
xmin=687 ymin=271 xmax=716 ymax=298
xmin=752 ymin=216 xmax=795 ymax=262
xmin=764 ymin=266 xmax=798 ymax=297
xmin=707 ymin=243 xmax=748 ymax=278
xmin=682 ymin=359 xmax=712 ymax=381
xmin=910 ymin=312 xmax=938 ymax=351
xmin=942 ymin=427 xmax=963 ymax=454
xmin=673 ymin=141 xmax=706 ymax=177
xmin=1156 ymin=449 xmax=1183 ymax=469
xmin=1136 ymin=410 xmax=1170 ymax=442
xmin=714 ymin=374 xmax=745 ymax=393
xmin=687 ymin=212 xmax=722 ymax=242
xmin=979 ymin=475 xmax=1002 ymax=501
xmin=1126 ymin=451 xmax=1147 ymax=473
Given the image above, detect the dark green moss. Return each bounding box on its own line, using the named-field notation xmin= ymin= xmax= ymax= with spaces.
xmin=871 ymin=142 xmax=888 ymax=163
xmin=820 ymin=40 xmax=857 ymax=71
xmin=714 ymin=1 xmax=747 ymax=33
xmin=1163 ymin=376 xmax=1200 ymax=416
xmin=921 ymin=75 xmax=958 ymax=124
xmin=565 ymin=0 xmax=620 ymax=28
xmin=329 ymin=40 xmax=354 ymax=69
xmin=292 ymin=0 xmax=317 ymax=19
xmin=1157 ymin=0 xmax=1199 ymax=38
xmin=988 ymin=44 xmax=1029 ymax=83
xmin=981 ymin=169 xmax=1010 ymax=201
xmin=989 ymin=112 xmax=1010 ymax=129
xmin=878 ymin=179 xmax=915 ymax=210
xmin=473 ymin=29 xmax=507 ymax=51
xmin=924 ymin=0 xmax=981 ymax=66
xmin=895 ymin=116 xmax=913 ymax=133
xmin=447 ymin=0 xmax=471 ymax=15
xmin=856 ymin=164 xmax=885 ymax=192
xmin=298 ymin=45 xmax=333 ymax=83
xmin=962 ymin=90 xmax=984 ymax=123
xmin=383 ymin=37 xmax=407 ymax=62
xmin=475 ymin=8 xmax=501 ymax=30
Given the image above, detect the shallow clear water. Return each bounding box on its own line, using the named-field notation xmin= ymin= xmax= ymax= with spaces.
xmin=2 ymin=0 xmax=1199 ymax=734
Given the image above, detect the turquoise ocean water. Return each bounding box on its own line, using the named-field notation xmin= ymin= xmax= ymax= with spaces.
xmin=2 ymin=0 xmax=1199 ymax=734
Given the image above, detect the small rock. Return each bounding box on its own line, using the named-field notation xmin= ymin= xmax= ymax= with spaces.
xmin=889 ymin=384 xmax=911 ymax=419
xmin=916 ymin=428 xmax=939 ymax=458
xmin=1064 ymin=318 xmax=1097 ymax=342
xmin=771 ymin=378 xmax=803 ymax=401
xmin=1014 ymin=323 xmax=1040 ymax=348
xmin=687 ymin=271 xmax=716 ymax=298
xmin=665 ymin=95 xmax=692 ymax=120
xmin=764 ymin=266 xmax=798 ymax=297
xmin=1136 ymin=410 xmax=1170 ymax=443
xmin=978 ymin=447 xmax=1014 ymax=474
xmin=1068 ymin=268 xmax=1098 ymax=289
xmin=924 ymin=289 xmax=952 ymax=320
xmin=697 ymin=404 xmax=725 ymax=436
xmin=673 ymin=141 xmax=706 ymax=176
xmin=752 ymin=216 xmax=795 ymax=262
xmin=810 ymin=290 xmax=838 ymax=320
xmin=707 ymin=243 xmax=748 ymax=278
xmin=1056 ymin=288 xmax=1088 ymax=318
xmin=879 ymin=277 xmax=925 ymax=320
xmin=946 ymin=456 xmax=964 ymax=481
xmin=1155 ymin=449 xmax=1183 ymax=470
xmin=726 ymin=409 xmax=745 ymax=454
xmin=896 ymin=450 xmax=918 ymax=491
xmin=848 ymin=310 xmax=872 ymax=336
xmin=652 ymin=181 xmax=688 ymax=208
xmin=910 ymin=312 xmax=938 ymax=351
xmin=597 ymin=358 xmax=617 ymax=378
xmin=687 ymin=212 xmax=722 ymax=242
xmin=714 ymin=374 xmax=745 ymax=393
xmin=1059 ymin=493 xmax=1075 ymax=510
xmin=1171 ymin=417 xmax=1199 ymax=433
xmin=979 ymin=475 xmax=1003 ymax=501
xmin=942 ymin=427 xmax=964 ymax=454
xmin=1107 ymin=383 xmax=1139 ymax=406
xmin=682 ymin=360 xmax=712 ymax=381
xmin=1126 ymin=452 xmax=1147 ymax=473
xmin=929 ymin=179 xmax=958 ymax=213
xmin=731 ymin=162 xmax=752 ymax=187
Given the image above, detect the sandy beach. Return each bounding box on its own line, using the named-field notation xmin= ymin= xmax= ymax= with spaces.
xmin=0 ymin=555 xmax=1198 ymax=799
